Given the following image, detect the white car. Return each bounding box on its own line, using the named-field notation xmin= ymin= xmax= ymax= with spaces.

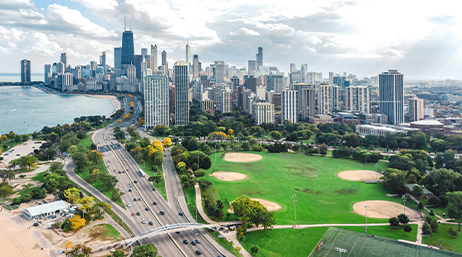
xmin=141 ymin=219 xmax=146 ymax=224
xmin=126 ymin=203 xmax=131 ymax=207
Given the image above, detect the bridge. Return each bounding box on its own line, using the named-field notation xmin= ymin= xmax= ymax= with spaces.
xmin=90 ymin=223 xmax=234 ymax=253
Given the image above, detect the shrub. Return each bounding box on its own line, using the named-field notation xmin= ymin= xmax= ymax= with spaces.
xmin=425 ymin=215 xmax=433 ymax=224
xmin=194 ymin=169 xmax=206 ymax=177
xmin=429 ymin=196 xmax=440 ymax=206
xmin=251 ymin=245 xmax=259 ymax=254
xmin=429 ymin=209 xmax=435 ymax=216
xmin=448 ymin=227 xmax=458 ymax=238
xmin=430 ymin=219 xmax=439 ymax=232
xmin=404 ymin=224 xmax=412 ymax=233
xmin=389 ymin=217 xmax=400 ymax=227
xmin=418 ymin=202 xmax=424 ymax=209
xmin=422 ymin=221 xmax=432 ymax=235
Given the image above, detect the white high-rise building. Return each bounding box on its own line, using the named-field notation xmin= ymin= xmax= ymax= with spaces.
xmin=215 ymin=61 xmax=225 ymax=83
xmin=151 ymin=45 xmax=158 ymax=74
xmin=252 ymin=101 xmax=274 ymax=125
xmin=345 ymin=86 xmax=371 ymax=113
xmin=222 ymin=87 xmax=233 ymax=113
xmin=329 ymin=72 xmax=334 ymax=83
xmin=317 ymin=83 xmax=340 ymax=115
xmin=61 ymin=72 xmax=73 ymax=92
xmin=186 ymin=43 xmax=191 ymax=64
xmin=409 ymin=97 xmax=424 ymax=122
xmin=281 ymin=90 xmax=297 ymax=123
xmin=193 ymin=55 xmax=200 ymax=79
xmin=144 ymin=76 xmax=169 ymax=128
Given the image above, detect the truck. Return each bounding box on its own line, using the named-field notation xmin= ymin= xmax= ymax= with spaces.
xmin=139 ymin=168 xmax=146 ymax=177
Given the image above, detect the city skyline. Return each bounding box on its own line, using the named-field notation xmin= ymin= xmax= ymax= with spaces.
xmin=1 ymin=0 xmax=461 ymax=79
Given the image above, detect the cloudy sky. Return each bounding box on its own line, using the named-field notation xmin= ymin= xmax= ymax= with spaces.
xmin=1 ymin=0 xmax=461 ymax=79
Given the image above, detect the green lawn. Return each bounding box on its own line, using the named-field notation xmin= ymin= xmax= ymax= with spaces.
xmin=243 ymin=225 xmax=418 ymax=257
xmin=202 ymin=151 xmax=409 ymax=225
xmin=184 ymin=186 xmax=206 ymax=224
xmin=76 ymin=134 xmax=94 ymax=151
xmin=32 ymin=171 xmax=48 ymax=182
xmin=422 ymin=223 xmax=462 ymax=253
xmin=91 ymin=224 xmax=123 ymax=241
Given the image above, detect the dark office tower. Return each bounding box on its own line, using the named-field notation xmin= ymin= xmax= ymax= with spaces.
xmin=134 ymin=54 xmax=143 ymax=79
xmin=161 ymin=50 xmax=168 ymax=75
xmin=192 ymin=54 xmax=200 ymax=79
xmin=174 ymin=61 xmax=190 ymax=126
xmin=21 ymin=59 xmax=31 ymax=83
xmin=245 ymin=76 xmax=257 ymax=92
xmin=379 ymin=69 xmax=404 ymax=125
xmin=121 ymin=30 xmax=134 ymax=65
xmin=114 ymin=47 xmax=122 ymax=70
xmin=256 ymin=46 xmax=263 ymax=69
xmin=267 ymin=74 xmax=284 ymax=93
xmin=60 ymin=53 xmax=68 ymax=68
xmin=230 ymin=76 xmax=239 ymax=90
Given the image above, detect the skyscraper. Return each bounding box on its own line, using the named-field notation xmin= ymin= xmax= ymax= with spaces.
xmin=44 ymin=64 xmax=51 ymax=85
xmin=252 ymin=101 xmax=274 ymax=125
xmin=267 ymin=74 xmax=284 ymax=93
xmin=101 ymin=51 xmax=106 ymax=74
xmin=409 ymin=97 xmax=424 ymax=122
xmin=192 ymin=54 xmax=200 ymax=79
xmin=114 ymin=47 xmax=122 ymax=70
xmin=161 ymin=51 xmax=168 ymax=76
xmin=151 ymin=45 xmax=157 ymax=74
xmin=345 ymin=86 xmax=371 ymax=113
xmin=329 ymin=72 xmax=334 ymax=83
xmin=121 ymin=30 xmax=134 ymax=65
xmin=144 ymin=76 xmax=169 ymax=128
xmin=379 ymin=69 xmax=404 ymax=124
xmin=186 ymin=43 xmax=191 ymax=64
xmin=281 ymin=90 xmax=297 ymax=123
xmin=134 ymin=54 xmax=143 ymax=79
xmin=214 ymin=61 xmax=225 ymax=83
xmin=174 ymin=61 xmax=190 ymax=126
xmin=21 ymin=59 xmax=31 ymax=83
xmin=256 ymin=47 xmax=263 ymax=69
xmin=295 ymin=83 xmax=315 ymax=119
xmin=60 ymin=53 xmax=68 ymax=69
xmin=141 ymin=48 xmax=148 ymax=56
xmin=248 ymin=60 xmax=256 ymax=76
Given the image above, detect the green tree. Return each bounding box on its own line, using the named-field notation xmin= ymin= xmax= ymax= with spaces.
xmin=447 ymin=191 xmax=462 ymax=231
xmin=67 ymin=145 xmax=78 ymax=155
xmin=398 ymin=214 xmax=409 ymax=224
xmin=153 ymin=124 xmax=169 ymax=137
xmin=0 ymin=169 xmax=15 ymax=183
xmin=430 ymin=219 xmax=439 ymax=232
xmin=319 ymin=143 xmax=328 ymax=155
xmin=448 ymin=227 xmax=458 ymax=238
xmin=132 ymin=244 xmax=159 ymax=257
xmin=251 ymin=245 xmax=260 ymax=254
xmin=100 ymin=174 xmax=118 ymax=191
xmin=43 ymin=173 xmax=66 ymax=193
xmin=111 ymin=249 xmax=126 ymax=257
xmin=86 ymin=150 xmax=104 ymax=165
xmin=412 ymin=185 xmax=423 ymax=198
xmin=404 ymin=224 xmax=412 ymax=233
xmin=269 ymin=131 xmax=282 ymax=140
xmin=49 ymin=162 xmax=64 ymax=173
xmin=72 ymin=152 xmax=87 ymax=173
xmin=0 ymin=184 xmax=14 ymax=198
xmin=422 ymin=221 xmax=432 ymax=235
xmin=389 ymin=217 xmax=400 ymax=228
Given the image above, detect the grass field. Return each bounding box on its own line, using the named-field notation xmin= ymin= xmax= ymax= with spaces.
xmin=203 ymin=151 xmax=402 ymax=225
xmin=88 ymin=224 xmax=123 ymax=241
xmin=242 ymin=225 xmax=418 ymax=257
xmin=308 ymin=227 xmax=458 ymax=257
xmin=32 ymin=171 xmax=48 ymax=182
xmin=422 ymin=223 xmax=462 ymax=254
xmin=183 ymin=187 xmax=206 ymax=224
xmin=77 ymin=134 xmax=94 ymax=151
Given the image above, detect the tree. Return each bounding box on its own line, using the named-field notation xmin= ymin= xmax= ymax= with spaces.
xmin=153 ymin=174 xmax=163 ymax=187
xmin=72 ymin=152 xmax=87 ymax=173
xmin=89 ymin=201 xmax=111 ymax=220
xmin=251 ymin=245 xmax=260 ymax=254
xmin=42 ymin=173 xmax=66 ymax=193
xmin=430 ymin=219 xmax=439 ymax=232
xmin=69 ymin=215 xmax=86 ymax=230
xmin=447 ymin=191 xmax=462 ymax=231
xmin=269 ymin=131 xmax=282 ymax=140
xmin=49 ymin=162 xmax=64 ymax=173
xmin=112 ymin=249 xmax=127 ymax=257
xmin=21 ymin=156 xmax=38 ymax=170
xmin=162 ymin=137 xmax=172 ymax=147
xmin=67 ymin=145 xmax=78 ymax=155
xmin=448 ymin=227 xmax=458 ymax=238
xmin=87 ymin=150 xmax=104 ymax=165
xmin=0 ymin=184 xmax=13 ymax=198
xmin=100 ymin=174 xmax=118 ymax=191
xmin=0 ymin=169 xmax=15 ymax=183
xmin=419 ymin=202 xmax=424 ymax=209
xmin=412 ymin=185 xmax=423 ymax=198
xmin=389 ymin=217 xmax=400 ymax=228
xmin=319 ymin=143 xmax=328 ymax=155
xmin=398 ymin=213 xmax=409 ymax=224
xmin=153 ymin=124 xmax=169 ymax=137
xmin=132 ymin=243 xmax=159 ymax=257
xmin=64 ymin=188 xmax=81 ymax=204
xmin=346 ymin=133 xmax=360 ymax=147
xmin=62 ymin=241 xmax=73 ymax=253
xmin=77 ymin=196 xmax=94 ymax=217
xmin=404 ymin=224 xmax=413 ymax=233
xmin=422 ymin=221 xmax=432 ymax=235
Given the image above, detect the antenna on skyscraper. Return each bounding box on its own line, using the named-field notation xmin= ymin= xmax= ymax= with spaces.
xmin=124 ymin=15 xmax=126 ymax=31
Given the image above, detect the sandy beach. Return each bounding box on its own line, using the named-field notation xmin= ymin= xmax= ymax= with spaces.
xmin=86 ymin=94 xmax=121 ymax=111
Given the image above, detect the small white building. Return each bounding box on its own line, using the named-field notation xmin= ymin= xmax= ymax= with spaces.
xmin=22 ymin=200 xmax=69 ymax=220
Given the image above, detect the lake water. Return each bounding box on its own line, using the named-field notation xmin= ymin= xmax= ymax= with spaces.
xmin=0 ymin=73 xmax=44 ymax=82
xmin=0 ymin=86 xmax=115 ymax=135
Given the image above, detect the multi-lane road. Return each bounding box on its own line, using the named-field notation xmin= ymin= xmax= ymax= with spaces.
xmin=85 ymin=96 xmax=232 ymax=256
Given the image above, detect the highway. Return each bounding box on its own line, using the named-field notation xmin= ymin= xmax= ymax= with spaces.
xmin=89 ymin=95 xmax=231 ymax=256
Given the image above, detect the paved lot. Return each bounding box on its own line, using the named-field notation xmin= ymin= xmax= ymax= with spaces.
xmin=1 ymin=140 xmax=45 ymax=166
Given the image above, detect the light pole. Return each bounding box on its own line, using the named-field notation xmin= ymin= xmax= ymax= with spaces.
xmin=362 ymin=204 xmax=370 ymax=234
xmin=292 ymin=194 xmax=297 ymax=227
xmin=402 ymin=194 xmax=407 ymax=215
xmin=375 ymin=163 xmax=378 ymax=181
xmin=335 ymin=247 xmax=347 ymax=257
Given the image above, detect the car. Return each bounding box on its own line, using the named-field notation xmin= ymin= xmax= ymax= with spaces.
xmin=122 ymin=170 xmax=125 ymax=173
xmin=141 ymin=219 xmax=146 ymax=224
xmin=145 ymin=207 xmax=149 ymax=211
xmin=195 ymin=250 xmax=201 ymax=255
xmin=152 ymin=188 xmax=156 ymax=191
xmin=131 ymin=212 xmax=135 ymax=216
xmin=118 ymin=171 xmax=121 ymax=174
xmin=183 ymin=240 xmax=188 ymax=244
xmin=195 ymin=239 xmax=201 ymax=244
xmin=136 ymin=212 xmax=140 ymax=216
xmin=134 ymin=180 xmax=138 ymax=183
xmin=153 ymin=201 xmax=157 ymax=205
xmin=133 ymin=198 xmax=137 ymax=201
xmin=175 ymin=231 xmax=180 ymax=234
xmin=16 ymin=154 xmax=20 ymax=156
xmin=160 ymin=211 xmax=165 ymax=215
xmin=128 ymin=189 xmax=132 ymax=192
xmin=113 ymin=169 xmax=116 ymax=172
xmin=191 ymin=241 xmax=196 ymax=246
xmin=138 ymin=198 xmax=141 ymax=201
xmin=148 ymin=221 xmax=153 ymax=225
xmin=126 ymin=203 xmax=131 ymax=207
xmin=178 ymin=212 xmax=184 ymax=216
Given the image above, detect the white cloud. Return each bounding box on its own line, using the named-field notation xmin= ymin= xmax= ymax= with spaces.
xmin=70 ymin=0 xmax=118 ymax=11
xmin=230 ymin=28 xmax=260 ymax=36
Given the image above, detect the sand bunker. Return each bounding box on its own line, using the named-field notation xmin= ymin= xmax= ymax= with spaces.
xmin=338 ymin=170 xmax=382 ymax=181
xmin=224 ymin=152 xmax=262 ymax=163
xmin=209 ymin=171 xmax=247 ymax=181
xmin=353 ymin=200 xmax=419 ymax=219
xmin=228 ymin=198 xmax=281 ymax=213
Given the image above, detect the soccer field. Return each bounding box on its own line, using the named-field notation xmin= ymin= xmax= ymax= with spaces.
xmin=309 ymin=228 xmax=461 ymax=257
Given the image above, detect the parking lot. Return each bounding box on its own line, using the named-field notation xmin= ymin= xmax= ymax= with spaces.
xmin=1 ymin=140 xmax=45 ymax=166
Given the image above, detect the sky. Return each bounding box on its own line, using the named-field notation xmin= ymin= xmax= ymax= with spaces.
xmin=1 ymin=0 xmax=462 ymax=80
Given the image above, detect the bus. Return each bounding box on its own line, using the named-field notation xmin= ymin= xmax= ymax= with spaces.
xmin=138 ymin=168 xmax=146 ymax=177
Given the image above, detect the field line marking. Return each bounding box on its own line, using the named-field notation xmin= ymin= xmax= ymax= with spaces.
xmin=347 ymin=241 xmax=356 ymax=257
xmin=324 ymin=233 xmax=340 ymax=257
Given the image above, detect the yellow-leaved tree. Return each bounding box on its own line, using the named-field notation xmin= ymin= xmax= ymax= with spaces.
xmin=152 ymin=140 xmax=164 ymax=152
xmin=77 ymin=196 xmax=94 ymax=218
xmin=64 ymin=188 xmax=81 ymax=204
xmin=69 ymin=215 xmax=86 ymax=231
xmin=163 ymin=137 xmax=172 ymax=147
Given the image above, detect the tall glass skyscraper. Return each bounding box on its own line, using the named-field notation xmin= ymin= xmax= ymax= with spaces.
xmin=174 ymin=61 xmax=190 ymax=126
xmin=379 ymin=69 xmax=404 ymax=125
xmin=21 ymin=59 xmax=31 ymax=83
xmin=121 ymin=30 xmax=134 ymax=65
xmin=256 ymin=46 xmax=263 ymax=69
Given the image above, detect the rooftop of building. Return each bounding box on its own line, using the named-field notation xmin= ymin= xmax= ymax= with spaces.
xmin=410 ymin=120 xmax=443 ymax=126
xmin=23 ymin=200 xmax=68 ymax=217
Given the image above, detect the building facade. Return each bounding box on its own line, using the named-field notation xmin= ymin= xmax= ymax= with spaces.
xmin=409 ymin=97 xmax=424 ymax=122
xmin=144 ymin=76 xmax=169 ymax=128
xmin=267 ymin=74 xmax=284 ymax=93
xmin=281 ymin=90 xmax=297 ymax=123
xmin=295 ymin=83 xmax=316 ymax=119
xmin=379 ymin=69 xmax=404 ymax=124
xmin=121 ymin=30 xmax=134 ymax=65
xmin=21 ymin=59 xmax=31 ymax=83
xmin=174 ymin=61 xmax=190 ymax=126
xmin=252 ymin=101 xmax=274 ymax=125
xmin=345 ymin=86 xmax=371 ymax=113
